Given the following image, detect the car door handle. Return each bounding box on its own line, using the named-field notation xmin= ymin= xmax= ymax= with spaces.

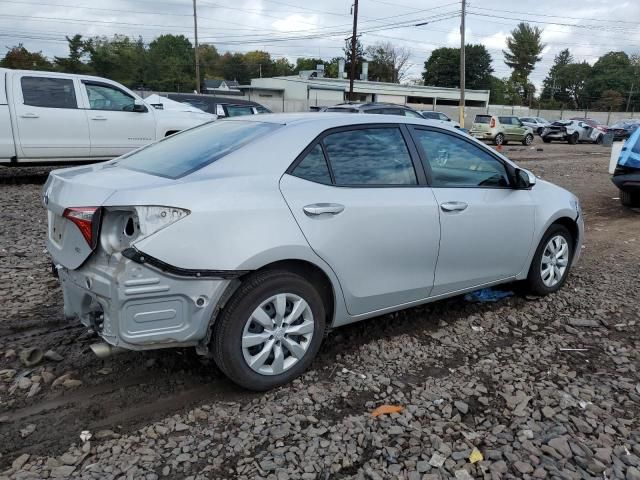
xmin=303 ymin=203 xmax=345 ymax=216
xmin=440 ymin=201 xmax=468 ymax=212
xmin=20 ymin=113 xmax=39 ymax=118
xmin=91 ymin=116 xmax=107 ymax=121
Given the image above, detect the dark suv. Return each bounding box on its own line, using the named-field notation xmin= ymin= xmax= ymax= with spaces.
xmin=167 ymin=93 xmax=271 ymax=118
xmin=323 ymin=102 xmax=425 ymax=118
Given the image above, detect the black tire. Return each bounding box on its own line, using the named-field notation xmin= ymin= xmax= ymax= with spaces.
xmin=596 ymin=134 xmax=603 ymax=145
xmin=620 ymin=189 xmax=640 ymax=207
xmin=525 ymin=224 xmax=574 ymax=296
xmin=522 ymin=133 xmax=534 ymax=146
xmin=212 ymin=270 xmax=326 ymax=391
xmin=567 ymin=133 xmax=578 ymax=145
xmin=493 ymin=133 xmax=505 ymax=146
xmin=537 ymin=127 xmax=543 ymax=136
xmin=542 ymin=137 xmax=552 ymax=143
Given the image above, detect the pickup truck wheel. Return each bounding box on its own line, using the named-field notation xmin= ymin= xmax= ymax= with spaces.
xmin=522 ymin=133 xmax=533 ymax=146
xmin=493 ymin=133 xmax=505 ymax=146
xmin=542 ymin=137 xmax=552 ymax=143
xmin=212 ymin=270 xmax=325 ymax=391
xmin=620 ymin=189 xmax=640 ymax=207
xmin=525 ymin=225 xmax=573 ymax=296
xmin=567 ymin=133 xmax=579 ymax=145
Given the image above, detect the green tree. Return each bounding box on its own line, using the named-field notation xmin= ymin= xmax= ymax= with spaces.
xmin=562 ymin=61 xmax=591 ymax=109
xmin=503 ymin=23 xmax=545 ymax=103
xmin=489 ymin=76 xmax=506 ymax=104
xmin=219 ymin=52 xmax=250 ymax=84
xmin=273 ymin=57 xmax=294 ymax=76
xmin=145 ymin=34 xmax=194 ymax=91
xmin=54 ymin=34 xmax=91 ymax=73
xmin=0 ymin=44 xmax=52 ymax=70
xmin=422 ymin=44 xmax=493 ymax=90
xmin=343 ymin=38 xmax=365 ymax=80
xmin=243 ymin=50 xmax=275 ymax=79
xmin=366 ymin=42 xmax=411 ymax=83
xmin=541 ymin=48 xmax=573 ymax=104
xmin=294 ymin=57 xmax=326 ymax=73
xmin=198 ymin=44 xmax=220 ymax=80
xmin=594 ymin=89 xmax=624 ymax=111
xmin=585 ymin=51 xmax=633 ymax=108
xmin=87 ymin=35 xmax=146 ymax=87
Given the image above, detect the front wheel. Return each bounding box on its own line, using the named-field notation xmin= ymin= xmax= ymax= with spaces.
xmin=525 ymin=225 xmax=573 ymax=296
xmin=522 ymin=133 xmax=534 ymax=146
xmin=537 ymin=127 xmax=544 ymax=136
xmin=493 ymin=133 xmax=505 ymax=146
xmin=212 ymin=270 xmax=326 ymax=391
xmin=567 ymin=133 xmax=579 ymax=145
xmin=620 ymin=189 xmax=640 ymax=207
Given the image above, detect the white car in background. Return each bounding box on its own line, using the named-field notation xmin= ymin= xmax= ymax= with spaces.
xmin=520 ymin=117 xmax=550 ymax=135
xmin=0 ymin=68 xmax=215 ymax=165
xmin=419 ymin=110 xmax=461 ymax=128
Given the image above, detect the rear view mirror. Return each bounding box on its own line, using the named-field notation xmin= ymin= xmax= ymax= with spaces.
xmin=133 ymin=100 xmax=147 ymax=113
xmin=516 ymin=168 xmax=536 ymax=189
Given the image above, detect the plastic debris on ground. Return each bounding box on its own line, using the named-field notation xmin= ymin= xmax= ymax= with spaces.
xmin=469 ymin=447 xmax=483 ymax=463
xmin=464 ymin=287 xmax=513 ymax=303
xmin=371 ymin=405 xmax=404 ymax=417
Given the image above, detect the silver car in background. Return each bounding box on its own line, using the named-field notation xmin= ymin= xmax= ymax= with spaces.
xmin=44 ymin=114 xmax=584 ymax=390
xmin=520 ymin=117 xmax=550 ymax=135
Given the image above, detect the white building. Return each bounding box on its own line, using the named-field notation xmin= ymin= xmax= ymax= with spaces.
xmin=238 ymin=74 xmax=490 ymax=114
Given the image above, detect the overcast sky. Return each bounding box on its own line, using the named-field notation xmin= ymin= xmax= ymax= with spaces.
xmin=2 ymin=0 xmax=639 ymax=90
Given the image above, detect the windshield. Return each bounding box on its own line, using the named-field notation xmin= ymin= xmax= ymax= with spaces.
xmin=117 ymin=120 xmax=280 ymax=179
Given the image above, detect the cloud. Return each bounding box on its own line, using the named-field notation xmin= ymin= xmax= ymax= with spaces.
xmin=272 ymin=14 xmax=319 ymax=33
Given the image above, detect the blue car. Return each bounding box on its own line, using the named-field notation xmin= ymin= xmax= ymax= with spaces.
xmin=612 ymin=127 xmax=640 ymax=206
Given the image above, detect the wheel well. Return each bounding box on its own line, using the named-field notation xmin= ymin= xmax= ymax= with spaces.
xmin=250 ymin=260 xmax=335 ymax=328
xmin=165 ymin=130 xmax=180 ymax=137
xmin=550 ymin=217 xmax=579 ymax=252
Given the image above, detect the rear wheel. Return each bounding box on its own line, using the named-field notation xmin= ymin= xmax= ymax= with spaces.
xmin=620 ymin=189 xmax=640 ymax=207
xmin=522 ymin=133 xmax=534 ymax=146
xmin=525 ymin=225 xmax=573 ymax=296
xmin=596 ymin=134 xmax=604 ymax=145
xmin=537 ymin=127 xmax=544 ymax=135
xmin=567 ymin=133 xmax=579 ymax=145
xmin=212 ymin=270 xmax=326 ymax=391
xmin=493 ymin=133 xmax=505 ymax=146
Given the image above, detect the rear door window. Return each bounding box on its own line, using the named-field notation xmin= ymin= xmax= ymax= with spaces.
xmin=474 ymin=115 xmax=491 ymax=124
xmin=21 ymin=76 xmax=77 ymax=109
xmin=322 ymin=127 xmax=417 ymax=186
xmin=292 ymin=144 xmax=332 ymax=184
xmin=225 ymin=105 xmax=255 ymax=117
xmin=117 ymin=120 xmax=280 ymax=178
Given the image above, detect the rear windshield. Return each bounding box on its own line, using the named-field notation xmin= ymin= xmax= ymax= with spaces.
xmin=474 ymin=115 xmax=491 ymax=124
xmin=117 ymin=120 xmax=280 ymax=179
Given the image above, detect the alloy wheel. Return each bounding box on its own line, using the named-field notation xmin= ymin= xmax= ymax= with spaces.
xmin=241 ymin=293 xmax=315 ymax=376
xmin=540 ymin=235 xmax=569 ymax=287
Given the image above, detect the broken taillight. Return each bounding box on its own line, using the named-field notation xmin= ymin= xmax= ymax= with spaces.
xmin=490 ymin=117 xmax=496 ymax=128
xmin=63 ymin=207 xmax=102 ymax=249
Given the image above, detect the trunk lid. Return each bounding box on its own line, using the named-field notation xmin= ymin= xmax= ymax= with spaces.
xmin=44 ymin=163 xmax=172 ymax=270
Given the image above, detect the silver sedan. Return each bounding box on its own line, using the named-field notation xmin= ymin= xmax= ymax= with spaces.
xmin=44 ymin=113 xmax=584 ymax=390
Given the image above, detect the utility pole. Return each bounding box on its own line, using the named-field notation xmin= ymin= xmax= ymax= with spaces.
xmin=458 ymin=0 xmax=466 ymax=127
xmin=348 ymin=0 xmax=359 ymax=101
xmin=626 ymin=82 xmax=634 ymax=112
xmin=193 ymin=0 xmax=200 ymax=93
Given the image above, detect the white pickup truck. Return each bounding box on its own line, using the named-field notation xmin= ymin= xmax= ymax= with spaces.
xmin=0 ymin=68 xmax=215 ymax=165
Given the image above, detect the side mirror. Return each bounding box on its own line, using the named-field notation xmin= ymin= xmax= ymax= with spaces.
xmin=133 ymin=100 xmax=147 ymax=113
xmin=516 ymin=168 xmax=536 ymax=189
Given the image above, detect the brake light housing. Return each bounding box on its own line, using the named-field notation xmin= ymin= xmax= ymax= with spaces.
xmin=63 ymin=207 xmax=102 ymax=249
xmin=490 ymin=117 xmax=496 ymax=128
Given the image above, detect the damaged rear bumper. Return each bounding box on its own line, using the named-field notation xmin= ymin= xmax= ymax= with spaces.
xmin=56 ymin=251 xmax=232 ymax=351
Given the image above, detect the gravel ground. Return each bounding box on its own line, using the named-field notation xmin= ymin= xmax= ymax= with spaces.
xmin=0 ymin=140 xmax=639 ymax=480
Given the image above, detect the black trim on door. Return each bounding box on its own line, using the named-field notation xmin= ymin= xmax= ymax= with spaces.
xmin=286 ymin=122 xmax=429 ymax=188
xmin=406 ymin=125 xmax=520 ymax=189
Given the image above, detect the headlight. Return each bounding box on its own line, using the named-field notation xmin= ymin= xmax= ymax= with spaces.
xmin=100 ymin=206 xmax=190 ymax=254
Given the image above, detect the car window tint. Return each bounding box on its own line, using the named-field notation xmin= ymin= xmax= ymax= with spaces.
xmin=292 ymin=144 xmax=332 ymax=184
xmin=422 ymin=111 xmax=437 ymax=119
xmin=324 ymin=107 xmax=358 ymax=113
xmin=225 ymin=105 xmax=254 ymax=117
xmin=323 ymin=128 xmax=417 ymax=186
xmin=364 ymin=108 xmax=385 ymax=114
xmin=414 ymin=129 xmax=510 ymax=188
xmin=85 ymin=83 xmax=135 ymax=111
xmin=474 ymin=115 xmax=491 ymax=124
xmin=21 ymin=76 xmax=77 ymax=109
xmin=498 ymin=116 xmax=512 ymax=125
xmin=117 ymin=121 xmax=280 ymax=179
xmin=438 ymin=113 xmax=449 ymax=121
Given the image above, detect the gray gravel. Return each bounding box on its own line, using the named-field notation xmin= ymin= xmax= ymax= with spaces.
xmin=1 ymin=144 xmax=639 ymax=479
